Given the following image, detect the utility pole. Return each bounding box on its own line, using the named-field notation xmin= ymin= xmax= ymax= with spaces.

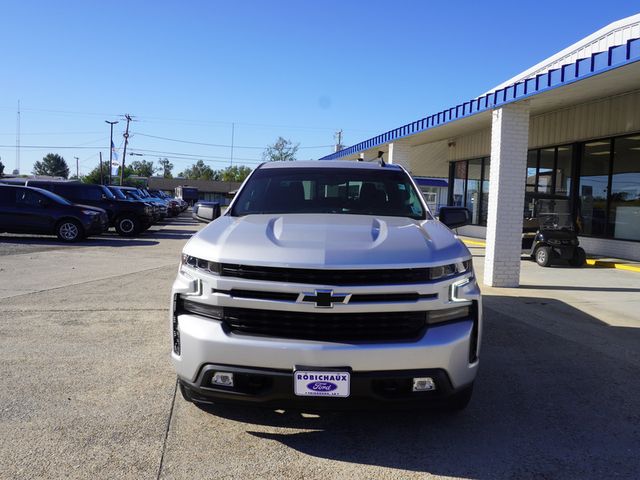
xmin=105 ymin=120 xmax=119 ymax=185
xmin=120 ymin=114 xmax=132 ymax=186
xmin=230 ymin=122 xmax=235 ymax=167
xmin=99 ymin=152 xmax=104 ymax=185
xmin=74 ymin=156 xmax=79 ymax=179
xmin=16 ymin=100 xmax=20 ymax=174
xmin=334 ymin=129 xmax=344 ymax=152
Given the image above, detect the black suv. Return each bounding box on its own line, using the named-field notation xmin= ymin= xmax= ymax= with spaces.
xmin=0 ymin=184 xmax=108 ymax=241
xmin=25 ymin=180 xmax=154 ymax=236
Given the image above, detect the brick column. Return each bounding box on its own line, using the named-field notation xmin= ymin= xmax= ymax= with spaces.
xmin=484 ymin=102 xmax=530 ymax=287
xmin=388 ymin=139 xmax=412 ymax=170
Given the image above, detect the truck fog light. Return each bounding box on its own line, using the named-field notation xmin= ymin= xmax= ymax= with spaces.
xmin=412 ymin=377 xmax=436 ymax=392
xmin=211 ymin=372 xmax=234 ymax=387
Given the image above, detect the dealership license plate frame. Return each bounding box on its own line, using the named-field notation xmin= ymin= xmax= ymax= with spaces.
xmin=293 ymin=367 xmax=351 ymax=398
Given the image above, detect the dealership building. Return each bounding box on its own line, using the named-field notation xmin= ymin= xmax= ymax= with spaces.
xmin=321 ymin=14 xmax=640 ymax=287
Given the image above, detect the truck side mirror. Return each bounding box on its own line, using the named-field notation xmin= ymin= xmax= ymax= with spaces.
xmin=438 ymin=207 xmax=471 ymax=229
xmin=195 ymin=204 xmax=220 ymax=222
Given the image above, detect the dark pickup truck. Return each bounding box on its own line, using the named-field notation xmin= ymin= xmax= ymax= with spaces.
xmin=25 ymin=180 xmax=154 ymax=236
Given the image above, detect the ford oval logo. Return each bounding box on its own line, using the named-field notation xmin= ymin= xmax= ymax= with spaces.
xmin=307 ymin=381 xmax=337 ymax=392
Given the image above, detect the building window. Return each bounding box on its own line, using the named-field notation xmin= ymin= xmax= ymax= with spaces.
xmin=578 ymin=140 xmax=610 ymax=236
xmin=448 ymin=157 xmax=489 ymax=225
xmin=452 ymin=161 xmax=466 ymax=207
xmin=609 ymin=135 xmax=640 ymax=241
xmin=525 ymin=145 xmax=573 ymax=196
xmin=447 ymin=135 xmax=640 ymax=241
xmin=466 ymin=159 xmax=482 ymax=224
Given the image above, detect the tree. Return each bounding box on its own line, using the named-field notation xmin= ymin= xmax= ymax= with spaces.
xmin=158 ymin=158 xmax=173 ymax=178
xmin=262 ymin=137 xmax=299 ymax=162
xmin=82 ymin=163 xmax=110 ymax=184
xmin=33 ymin=153 xmax=70 ymax=178
xmin=129 ymin=159 xmax=156 ymax=177
xmin=219 ymin=165 xmax=252 ymax=182
xmin=0 ymin=160 xmax=4 ymax=176
xmin=178 ymin=160 xmax=217 ymax=180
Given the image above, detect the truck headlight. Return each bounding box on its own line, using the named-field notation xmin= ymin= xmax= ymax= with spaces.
xmin=181 ymin=254 xmax=222 ymax=275
xmin=429 ymin=260 xmax=471 ymax=281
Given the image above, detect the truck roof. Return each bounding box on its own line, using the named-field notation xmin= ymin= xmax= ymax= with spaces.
xmin=258 ymin=160 xmax=403 ymax=171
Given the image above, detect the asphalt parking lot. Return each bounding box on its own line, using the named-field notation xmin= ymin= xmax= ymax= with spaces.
xmin=1 ymin=217 xmax=639 ymax=479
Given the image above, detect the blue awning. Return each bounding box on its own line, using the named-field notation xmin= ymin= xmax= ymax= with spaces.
xmin=414 ymin=177 xmax=448 ymax=187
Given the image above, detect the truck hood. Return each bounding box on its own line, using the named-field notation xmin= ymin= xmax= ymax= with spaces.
xmin=184 ymin=214 xmax=470 ymax=268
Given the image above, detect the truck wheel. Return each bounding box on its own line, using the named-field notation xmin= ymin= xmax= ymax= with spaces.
xmin=56 ymin=219 xmax=84 ymax=242
xmin=569 ymin=247 xmax=586 ymax=267
xmin=445 ymin=384 xmax=473 ymax=412
xmin=535 ymin=246 xmax=552 ymax=267
xmin=115 ymin=215 xmax=140 ymax=237
xmin=179 ymin=381 xmax=193 ymax=403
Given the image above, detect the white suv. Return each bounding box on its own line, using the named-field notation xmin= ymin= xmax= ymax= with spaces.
xmin=170 ymin=161 xmax=481 ymax=410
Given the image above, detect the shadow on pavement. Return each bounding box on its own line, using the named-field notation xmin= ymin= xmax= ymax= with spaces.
xmin=0 ymin=235 xmax=159 ymax=248
xmin=142 ymin=228 xmax=197 ymax=240
xmin=519 ymin=284 xmax=640 ymax=293
xmin=196 ymin=296 xmax=640 ymax=479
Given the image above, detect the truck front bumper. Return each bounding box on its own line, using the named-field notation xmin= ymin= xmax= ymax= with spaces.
xmin=172 ymin=312 xmax=479 ymax=407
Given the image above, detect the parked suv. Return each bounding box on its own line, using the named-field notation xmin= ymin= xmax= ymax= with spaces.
xmin=170 ymin=161 xmax=482 ymax=410
xmin=107 ymin=186 xmax=161 ymax=224
xmin=25 ymin=180 xmax=154 ymax=236
xmin=0 ymin=184 xmax=108 ymax=241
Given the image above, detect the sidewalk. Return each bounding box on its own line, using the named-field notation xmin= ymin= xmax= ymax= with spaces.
xmin=458 ymin=236 xmax=640 ymax=273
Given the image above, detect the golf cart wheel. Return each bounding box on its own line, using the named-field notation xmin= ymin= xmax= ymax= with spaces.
xmin=569 ymin=247 xmax=586 ymax=267
xmin=535 ymin=246 xmax=553 ymax=267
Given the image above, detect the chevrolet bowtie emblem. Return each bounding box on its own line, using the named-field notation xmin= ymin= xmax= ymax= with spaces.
xmin=298 ymin=289 xmax=351 ymax=308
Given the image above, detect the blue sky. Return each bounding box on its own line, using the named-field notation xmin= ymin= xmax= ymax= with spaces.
xmin=0 ymin=1 xmax=638 ymax=176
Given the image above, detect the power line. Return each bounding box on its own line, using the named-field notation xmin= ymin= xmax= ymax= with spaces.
xmin=128 ymin=148 xmax=262 ymax=163
xmin=0 ymin=144 xmax=107 ymax=150
xmin=0 ymin=131 xmax=104 ymax=136
xmin=132 ymin=131 xmax=332 ymax=150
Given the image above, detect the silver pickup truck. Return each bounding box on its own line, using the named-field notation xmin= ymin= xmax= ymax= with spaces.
xmin=170 ymin=161 xmax=482 ymax=411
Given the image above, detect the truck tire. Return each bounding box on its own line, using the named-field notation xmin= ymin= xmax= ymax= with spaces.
xmin=535 ymin=246 xmax=552 ymax=267
xmin=115 ymin=215 xmax=140 ymax=237
xmin=445 ymin=383 xmax=473 ymax=412
xmin=569 ymin=247 xmax=586 ymax=267
xmin=179 ymin=381 xmax=193 ymax=403
xmin=56 ymin=219 xmax=84 ymax=242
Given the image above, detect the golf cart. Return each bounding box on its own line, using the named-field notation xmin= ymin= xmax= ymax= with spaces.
xmin=522 ymin=194 xmax=586 ymax=267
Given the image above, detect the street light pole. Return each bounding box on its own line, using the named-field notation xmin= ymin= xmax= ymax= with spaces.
xmin=105 ymin=120 xmax=119 ymax=185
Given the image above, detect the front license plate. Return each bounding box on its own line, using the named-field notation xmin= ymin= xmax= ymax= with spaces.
xmin=294 ymin=370 xmax=350 ymax=398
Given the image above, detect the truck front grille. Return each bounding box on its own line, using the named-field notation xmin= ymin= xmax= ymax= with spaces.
xmin=177 ymin=298 xmax=428 ymax=342
xmin=219 ymin=264 xmax=431 ymax=286
xmin=223 ymin=307 xmax=426 ymax=342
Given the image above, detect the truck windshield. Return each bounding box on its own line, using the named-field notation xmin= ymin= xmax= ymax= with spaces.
xmin=231 ymin=167 xmax=429 ymax=220
xmin=109 ymin=188 xmax=127 ymax=200
xmin=100 ymin=186 xmax=116 ymax=200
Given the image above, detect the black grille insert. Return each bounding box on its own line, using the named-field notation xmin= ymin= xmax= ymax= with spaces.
xmin=222 ymin=307 xmax=426 ymax=342
xmin=219 ymin=263 xmax=431 ymax=286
